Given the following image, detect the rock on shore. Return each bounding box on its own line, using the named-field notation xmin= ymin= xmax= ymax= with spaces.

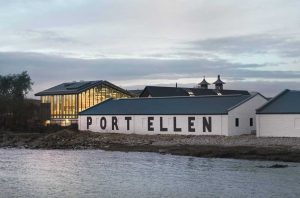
xmin=1 ymin=129 xmax=300 ymax=162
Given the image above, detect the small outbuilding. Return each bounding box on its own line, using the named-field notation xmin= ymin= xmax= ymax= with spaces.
xmin=78 ymin=93 xmax=267 ymax=136
xmin=256 ymin=89 xmax=300 ymax=137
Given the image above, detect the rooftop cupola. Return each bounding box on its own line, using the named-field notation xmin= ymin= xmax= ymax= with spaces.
xmin=198 ymin=76 xmax=210 ymax=89
xmin=213 ymin=75 xmax=225 ymax=90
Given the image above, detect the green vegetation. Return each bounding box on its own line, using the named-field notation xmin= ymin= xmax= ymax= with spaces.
xmin=0 ymin=71 xmax=35 ymax=130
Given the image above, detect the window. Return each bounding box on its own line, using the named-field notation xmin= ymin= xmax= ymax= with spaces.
xmin=250 ymin=118 xmax=253 ymax=127
xmin=235 ymin=118 xmax=239 ymax=127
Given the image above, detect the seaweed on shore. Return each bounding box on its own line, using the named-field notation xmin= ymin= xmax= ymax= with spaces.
xmin=256 ymin=164 xmax=289 ymax=168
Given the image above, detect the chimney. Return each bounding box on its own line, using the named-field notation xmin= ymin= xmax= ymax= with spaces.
xmin=176 ymin=82 xmax=178 ymax=88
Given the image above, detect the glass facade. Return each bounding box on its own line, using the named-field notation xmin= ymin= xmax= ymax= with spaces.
xmin=41 ymin=84 xmax=131 ymax=119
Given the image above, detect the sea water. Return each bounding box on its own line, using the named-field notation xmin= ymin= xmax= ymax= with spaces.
xmin=0 ymin=149 xmax=299 ymax=198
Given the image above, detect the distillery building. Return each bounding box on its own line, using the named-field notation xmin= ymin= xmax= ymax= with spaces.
xmin=78 ymin=93 xmax=268 ymax=136
xmin=139 ymin=75 xmax=250 ymax=97
xmin=35 ymin=80 xmax=133 ymax=126
xmin=256 ymin=89 xmax=300 ymax=137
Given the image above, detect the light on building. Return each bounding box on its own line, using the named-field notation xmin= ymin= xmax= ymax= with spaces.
xmin=45 ymin=120 xmax=50 ymax=126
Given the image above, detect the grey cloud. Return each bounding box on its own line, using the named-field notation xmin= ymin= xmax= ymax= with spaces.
xmin=0 ymin=1 xmax=299 ymax=99
xmin=19 ymin=30 xmax=79 ymax=44
xmin=0 ymin=51 xmax=271 ymax=81
xmin=224 ymin=80 xmax=300 ymax=97
xmin=1 ymin=51 xmax=300 ymax=98
xmin=188 ymin=34 xmax=300 ymax=57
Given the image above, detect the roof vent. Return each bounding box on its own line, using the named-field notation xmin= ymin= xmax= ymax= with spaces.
xmin=213 ymin=75 xmax=225 ymax=90
xmin=198 ymin=76 xmax=210 ymax=89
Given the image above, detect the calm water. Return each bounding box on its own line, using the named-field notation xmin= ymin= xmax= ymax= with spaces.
xmin=0 ymin=149 xmax=300 ymax=198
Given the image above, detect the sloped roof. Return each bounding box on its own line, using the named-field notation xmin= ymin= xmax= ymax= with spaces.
xmin=213 ymin=75 xmax=225 ymax=85
xmin=139 ymin=86 xmax=250 ymax=97
xmin=35 ymin=80 xmax=133 ymax=96
xmin=199 ymin=78 xmax=210 ymax=85
xmin=185 ymin=88 xmax=217 ymax=96
xmin=79 ymin=94 xmax=251 ymax=115
xmin=219 ymin=89 xmax=250 ymax=95
xmin=257 ymin=89 xmax=300 ymax=114
xmin=139 ymin=86 xmax=190 ymax=97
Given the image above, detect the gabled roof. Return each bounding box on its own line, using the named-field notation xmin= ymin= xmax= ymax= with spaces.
xmin=35 ymin=80 xmax=133 ymax=96
xmin=257 ymin=89 xmax=300 ymax=114
xmin=79 ymin=94 xmax=251 ymax=115
xmin=228 ymin=92 xmax=267 ymax=111
xmin=139 ymin=86 xmax=250 ymax=97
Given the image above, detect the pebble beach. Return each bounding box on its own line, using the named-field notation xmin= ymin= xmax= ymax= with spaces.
xmin=1 ymin=129 xmax=300 ymax=162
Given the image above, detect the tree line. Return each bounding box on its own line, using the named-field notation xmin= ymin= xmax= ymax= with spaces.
xmin=0 ymin=71 xmax=37 ymax=130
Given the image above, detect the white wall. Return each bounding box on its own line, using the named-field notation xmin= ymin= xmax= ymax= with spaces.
xmin=78 ymin=94 xmax=268 ymax=136
xmin=257 ymin=114 xmax=300 ymax=137
xmin=79 ymin=115 xmax=229 ymax=136
xmin=228 ymin=94 xmax=268 ymax=136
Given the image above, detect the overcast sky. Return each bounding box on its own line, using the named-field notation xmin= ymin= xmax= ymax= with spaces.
xmin=0 ymin=0 xmax=299 ymax=98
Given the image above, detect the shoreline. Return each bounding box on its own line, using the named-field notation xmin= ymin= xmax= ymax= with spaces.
xmin=1 ymin=129 xmax=300 ymax=162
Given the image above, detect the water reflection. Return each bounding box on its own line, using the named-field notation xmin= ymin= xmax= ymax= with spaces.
xmin=0 ymin=149 xmax=299 ymax=198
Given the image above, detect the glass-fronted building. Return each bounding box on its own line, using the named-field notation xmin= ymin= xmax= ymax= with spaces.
xmin=35 ymin=80 xmax=133 ymax=126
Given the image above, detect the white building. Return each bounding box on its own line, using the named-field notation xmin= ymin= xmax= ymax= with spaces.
xmin=257 ymin=89 xmax=300 ymax=137
xmin=78 ymin=93 xmax=267 ymax=136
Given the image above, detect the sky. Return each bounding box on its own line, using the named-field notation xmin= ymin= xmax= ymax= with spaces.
xmin=0 ymin=0 xmax=299 ymax=98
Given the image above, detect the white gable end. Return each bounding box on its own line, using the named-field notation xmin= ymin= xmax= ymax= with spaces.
xmin=228 ymin=94 xmax=268 ymax=136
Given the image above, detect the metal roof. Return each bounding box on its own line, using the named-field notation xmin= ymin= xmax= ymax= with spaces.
xmin=35 ymin=80 xmax=133 ymax=96
xmin=139 ymin=86 xmax=190 ymax=97
xmin=79 ymin=94 xmax=251 ymax=115
xmin=139 ymin=86 xmax=250 ymax=97
xmin=257 ymin=89 xmax=300 ymax=114
xmin=184 ymin=88 xmax=217 ymax=96
xmin=218 ymin=89 xmax=250 ymax=95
